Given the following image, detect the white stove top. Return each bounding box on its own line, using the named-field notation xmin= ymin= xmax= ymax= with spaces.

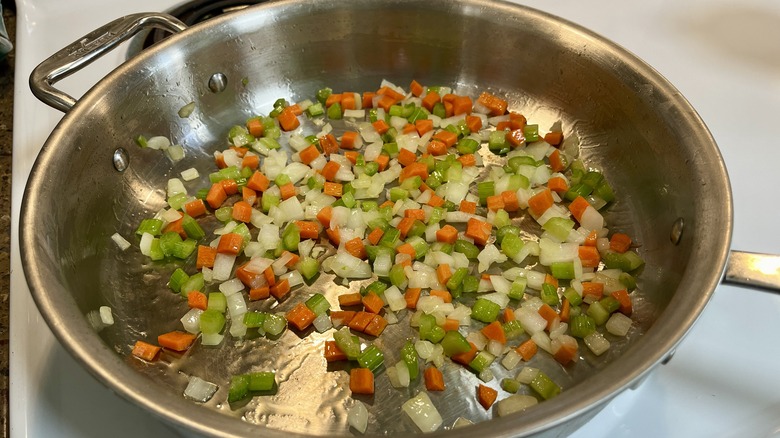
xmin=10 ymin=0 xmax=780 ymax=437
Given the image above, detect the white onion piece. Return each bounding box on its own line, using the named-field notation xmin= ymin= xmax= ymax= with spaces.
xmin=516 ymin=367 xmax=540 ymax=384
xmin=478 ymin=368 xmax=494 ymax=383
xmin=212 ymin=253 xmax=236 ymax=281
xmin=180 ymin=308 xmax=203 ymax=334
xmin=111 ymin=233 xmax=131 ymax=251
xmin=146 ymin=135 xmax=171 ymax=150
xmin=414 ymin=340 xmax=435 ymax=360
xmin=280 ymin=270 xmax=304 ymax=289
xmin=384 ymin=286 xmax=407 ymax=312
xmin=325 ymin=252 xmax=372 ymax=279
xmin=229 ymin=317 xmax=247 ymax=338
xmin=496 ymin=394 xmax=538 ymax=417
xmin=184 ymin=376 xmax=218 ymax=403
xmin=502 ymin=350 xmax=522 ymax=370
xmin=584 ymin=332 xmax=610 ymax=356
xmin=531 ymin=331 xmax=553 ymax=354
xmin=489 ymin=275 xmax=512 ymax=295
xmin=480 ymin=292 xmax=510 ymax=309
xmin=606 ymin=313 xmax=633 ymax=336
xmin=225 ymin=293 xmax=247 ymax=318
xmin=312 ymin=313 xmax=332 ymax=333
xmin=201 ymin=332 xmax=224 ymax=346
xmin=487 ymin=339 xmax=504 ymax=356
xmin=452 ymin=417 xmax=474 ymax=428
xmin=395 ymin=360 xmax=410 ymax=387
xmin=466 ymin=331 xmax=488 ymax=350
xmin=139 ymin=232 xmax=154 ymax=256
xmin=402 ymin=392 xmax=443 ymax=433
xmin=580 ymin=205 xmax=605 ymax=231
xmin=517 ymin=307 xmax=548 ymax=335
xmin=477 ymin=244 xmax=507 ymax=272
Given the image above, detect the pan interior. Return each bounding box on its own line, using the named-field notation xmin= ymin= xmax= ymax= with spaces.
xmin=22 ymin=0 xmax=730 ymax=436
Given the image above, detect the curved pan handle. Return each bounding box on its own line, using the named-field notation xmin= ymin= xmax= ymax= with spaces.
xmin=723 ymin=251 xmax=780 ymax=292
xmin=29 ymin=13 xmax=187 ymax=113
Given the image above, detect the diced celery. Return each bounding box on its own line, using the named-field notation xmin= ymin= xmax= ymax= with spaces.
xmin=501 ymin=378 xmax=521 ymax=394
xmin=149 ymin=238 xmax=164 ymax=260
xmin=228 ymin=375 xmax=250 ymax=403
xmin=462 ymin=276 xmax=479 ymax=294
xmin=619 ymin=272 xmax=637 ymax=291
xmin=446 ymin=268 xmax=469 ymax=293
xmin=563 ymin=287 xmax=582 ymax=306
xmin=542 ymin=217 xmax=575 ymax=242
xmin=167 ymin=193 xmax=188 ymax=211
xmin=316 ymin=87 xmax=332 ymax=105
xmin=540 ymin=283 xmax=560 ymax=306
xmin=172 ymin=238 xmax=197 ymax=260
xmin=488 ymin=130 xmax=509 ymax=155
xmin=298 ymin=257 xmax=320 ymax=281
xmin=248 ymin=372 xmax=275 ymax=391
xmin=569 ymin=314 xmax=596 ymax=338
xmin=454 ymin=239 xmax=480 ymax=259
xmin=357 ymin=345 xmax=385 ymax=372
xmin=401 ymin=341 xmax=419 ymax=380
xmin=200 ymin=309 xmax=226 ymax=334
xmin=181 ymin=272 xmax=204 ymax=297
xmin=523 ymin=124 xmax=539 ymax=143
xmin=599 ymin=296 xmax=620 ymax=314
xmin=136 ymin=218 xmax=164 ymax=236
xmin=389 ymin=187 xmax=408 ymax=202
xmin=307 ymin=102 xmax=324 ymax=117
xmin=334 ymin=326 xmax=361 ymax=360
xmin=503 ymin=320 xmax=524 ymax=340
xmin=500 ymin=233 xmax=524 ymax=259
xmin=168 ymin=268 xmax=189 ymax=293
xmin=388 ymin=264 xmax=406 ymax=288
xmin=261 ymin=194 xmax=280 ymax=213
xmin=243 ymin=311 xmax=267 ymax=328
xmin=208 ymin=292 xmax=227 ymax=312
xmin=472 ymin=298 xmax=501 ymax=323
xmin=493 ymin=209 xmax=511 ymax=229
xmin=457 ymin=138 xmax=480 ymax=154
xmin=469 ymin=351 xmax=495 ymax=373
xmin=215 ymin=206 xmax=233 ymax=222
xmin=508 ymin=278 xmax=527 ymax=300
xmin=305 ymin=293 xmax=331 ymax=316
xmin=477 ymin=181 xmax=495 ymax=205
xmin=182 ymin=215 xmax=205 ymax=240
xmin=587 ymin=301 xmax=610 ymax=326
xmin=263 ymin=313 xmax=287 ymax=337
xmin=440 ymin=330 xmax=471 ymax=357
xmin=530 ymin=371 xmax=560 ymax=400
xmin=282 ymin=223 xmax=301 ymax=251
xmin=550 ymin=261 xmax=576 ymax=280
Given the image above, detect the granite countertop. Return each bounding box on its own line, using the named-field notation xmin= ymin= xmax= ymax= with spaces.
xmin=1 ymin=2 xmax=14 ymax=437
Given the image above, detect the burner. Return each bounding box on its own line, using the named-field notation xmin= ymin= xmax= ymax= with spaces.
xmin=142 ymin=0 xmax=266 ymax=49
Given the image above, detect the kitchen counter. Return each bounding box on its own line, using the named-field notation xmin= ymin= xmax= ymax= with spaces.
xmin=0 ymin=2 xmax=13 ymax=438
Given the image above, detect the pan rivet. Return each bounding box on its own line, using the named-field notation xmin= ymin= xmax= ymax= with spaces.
xmin=670 ymin=218 xmax=684 ymax=245
xmin=112 ymin=147 xmax=129 ymax=172
xmin=208 ymin=73 xmax=228 ymax=93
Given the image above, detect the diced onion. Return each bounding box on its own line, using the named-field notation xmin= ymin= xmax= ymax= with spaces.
xmin=496 ymin=394 xmax=538 ymax=416
xmin=180 ymin=308 xmax=203 ymax=334
xmin=347 ymin=400 xmax=369 ymax=434
xmin=402 ymin=392 xmax=443 ymax=433
xmin=111 ymin=233 xmax=131 ymax=251
xmin=183 ymin=376 xmax=218 ymax=403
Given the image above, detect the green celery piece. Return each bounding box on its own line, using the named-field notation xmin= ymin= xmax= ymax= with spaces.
xmin=446 ymin=267 xmax=469 ymax=293
xmin=263 ymin=313 xmax=287 ymax=336
xmin=167 ymin=193 xmax=188 ymax=211
xmin=563 ymin=287 xmax=583 ymax=306
xmin=457 ymin=138 xmax=480 ymax=155
xmin=500 ymin=232 xmax=524 ymax=259
xmin=581 ymin=170 xmax=604 ymax=189
xmin=208 ymin=292 xmax=227 ymax=312
xmin=357 ymin=345 xmax=385 ymax=372
xmin=362 ymin=280 xmax=388 ymax=297
xmin=316 ymin=87 xmax=332 ymax=105
xmin=619 ymin=272 xmax=637 ymax=291
xmin=181 ymin=215 xmax=205 ymax=240
xmin=171 ymin=239 xmax=197 ymax=260
xmin=334 ymin=326 xmax=361 ymax=360
xmin=530 ymin=371 xmax=561 ymax=400
xmin=496 ymin=225 xmax=521 ymax=245
xmin=364 ymin=161 xmax=379 ymax=176
xmin=215 ymin=206 xmax=233 ymax=222
xmin=462 ymin=275 xmax=479 ymax=294
xmin=469 ymin=350 xmax=495 ymax=373
xmin=508 ymin=155 xmax=539 ymax=171
xmin=305 ymin=293 xmax=331 ymax=316
xmin=508 ymin=278 xmax=527 ymax=300
xmin=501 ymin=378 xmax=521 ymax=394
xmin=488 ymin=130 xmax=509 ymax=155
xmin=200 ymin=309 xmax=226 ymax=334
xmin=407 ymin=220 xmax=427 ymax=239
xmin=195 ymin=188 xmax=209 ymax=200
xmin=565 ymin=182 xmax=594 ymax=201
xmin=507 ymin=174 xmax=530 ymax=191
xmin=149 ymin=238 xmax=165 ymax=261
xmin=432 ymin=102 xmax=446 ymax=118
xmin=569 ymin=314 xmax=596 ymax=338
xmin=550 ymin=261 xmax=576 ymax=280
xmin=282 ymin=223 xmax=301 ymax=251
xmin=440 ymin=330 xmax=471 ymax=357
xmin=406 ymin=236 xmax=429 ymax=259
xmin=542 ymin=217 xmax=575 ymax=242
xmin=599 ymin=296 xmax=620 ymax=314
xmin=388 ymin=264 xmax=406 ymax=288
xmin=298 ymin=257 xmax=320 ymax=281
xmin=360 ymin=200 xmax=378 ymax=212
xmin=540 ymin=283 xmax=560 ymax=306
xmin=587 ymin=301 xmax=610 ymax=326
xmin=477 ymin=181 xmax=495 ymax=205
xmin=493 ymin=209 xmax=511 ymax=229
xmin=233 ymin=223 xmax=252 ymax=248
xmin=248 ymin=372 xmax=276 ymax=392
xmin=389 ymin=187 xmax=408 ymax=202
xmin=472 ymin=298 xmax=501 ymax=323
xmin=401 ymin=341 xmax=419 ymax=379
xmin=159 ymin=231 xmax=183 ymax=257
xmin=523 ymin=124 xmax=539 ymax=142
xmin=181 ymin=272 xmax=204 ymax=297
xmin=400 ymin=175 xmax=422 ymax=191
xmin=228 ymin=375 xmax=251 ymax=403
xmin=454 ymin=239 xmax=480 ymax=259
xmin=503 ymin=320 xmax=524 ymax=340
xmin=243 ymin=311 xmax=267 ymax=328
xmin=307 ymin=102 xmax=324 ymax=117
xmin=261 ymin=193 xmax=280 ymax=213
xmin=168 ymin=268 xmax=189 ymax=293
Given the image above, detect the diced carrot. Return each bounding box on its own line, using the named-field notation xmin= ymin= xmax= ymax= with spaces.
xmin=477 ymin=91 xmax=508 ymax=116
xmin=196 ymin=245 xmax=217 ymax=269
xmin=442 ymin=318 xmax=460 ymax=332
xmin=415 ymin=119 xmax=434 ymax=136
xmin=465 ymin=218 xmax=492 ymax=246
xmin=436 ymin=225 xmax=459 ymax=244
xmin=264 ymin=266 xmax=276 ymax=287
xmin=131 ymin=340 xmax=161 ymax=362
xmin=544 ymin=273 xmax=559 ymax=289
xmin=516 ymin=339 xmax=538 ymax=361
xmin=286 ymin=302 xmax=317 ymax=331
xmin=229 ymin=146 xmax=248 ymax=157
xmin=214 ymin=152 xmax=226 ymax=169
xmin=298 ymin=144 xmax=321 ymax=165
xmin=235 ymin=262 xmax=264 ymax=288
xmin=553 ymin=339 xmax=578 ymax=366
xmin=288 ymin=104 xmax=303 ymax=116
xmin=247 ymin=171 xmax=270 ymax=192
xmin=495 ymin=121 xmax=511 ymax=131
xmin=377 ymin=85 xmax=405 ymax=101
xmin=242 ymin=187 xmax=258 ymax=206
xmin=339 ymin=292 xmax=363 ymax=307
xmin=324 ymin=93 xmax=342 ymax=107
xmin=443 ymin=100 xmax=454 ymax=117
xmin=319 ymin=133 xmax=339 ymax=156
xmin=427 ymin=193 xmax=445 ymax=207
xmin=547 ymin=176 xmax=569 ymax=194
xmin=278 ymin=106 xmax=300 ymax=131
xmin=249 ymin=286 xmax=270 ymax=301
xmin=326 ymin=227 xmax=341 ymax=246
xmin=559 ymin=298 xmax=571 ymax=323
xmin=436 ymin=264 xmax=453 ymax=285
xmin=163 ymin=218 xmax=186 ymax=240
xmin=246 ymin=118 xmax=264 ymax=137
xmin=345 ymin=237 xmax=367 ymax=260
xmin=380 ymin=200 xmax=395 ymax=209
xmin=404 ymin=209 xmax=426 ymax=221
xmin=477 ymin=384 xmax=498 ymax=410
xmin=341 ymin=93 xmax=356 ymax=111
xmin=184 ymin=199 xmax=207 ymax=218
xmin=544 ymin=131 xmax=563 ymax=146
xmin=376 ymin=94 xmax=398 ymax=112
xmin=282 ymin=250 xmax=300 ymax=268
xmin=231 ymin=200 xmax=253 ymax=223
xmin=374 ymin=154 xmax=390 ymax=171
xmin=397 ymin=148 xmax=417 ymax=167
xmin=430 ymin=289 xmax=452 ymax=303
xmin=294 ymin=221 xmax=320 ymax=240
xmin=506 ymin=129 xmax=525 ymax=147
xmin=270 ymin=278 xmax=291 ymax=300
xmin=316 ymin=205 xmax=333 ymax=228
xmin=503 ymin=307 xmax=516 ymax=323
xmin=362 ymin=291 xmax=385 ymax=314
xmin=569 ymin=196 xmax=591 ymax=223
xmin=219 ymin=178 xmax=238 ymax=196
xmin=330 ymin=310 xmax=356 ymax=327
xmin=581 ymin=282 xmax=604 ymax=300
xmin=343 ymin=150 xmax=359 ymax=165
xmin=323 ymin=182 xmax=343 ymax=197
xmin=405 ymin=288 xmax=422 ymax=309
xmin=367 ymin=227 xmax=384 ymax=246
xmin=432 ymin=130 xmax=458 ymax=148
xmin=397 ymin=217 xmax=415 ymax=239
xmin=465 ymin=115 xmax=482 ymax=132
xmin=457 ymin=153 xmax=476 ymax=167
xmin=480 ymin=320 xmax=507 ymax=344
xmin=610 ymin=233 xmax=632 ymax=253
xmin=528 ymin=188 xmax=554 ymax=216
xmin=409 ymin=79 xmax=425 ymax=97
xmin=451 ymin=342 xmax=478 ymax=366
xmin=276 ymin=182 xmax=295 ymax=200
xmin=402 ymin=123 xmax=417 ymax=135
xmin=340 ymin=131 xmax=360 ymax=150
xmin=157 ymin=331 xmax=196 ymax=352
xmin=424 ymin=366 xmax=445 ymax=391
xmin=321 ymin=160 xmax=341 ymax=182
xmin=486 ymin=194 xmax=505 ymax=212
xmin=452 ymin=95 xmax=473 ymax=115
xmin=364 ymin=314 xmax=388 ymax=337
xmin=584 ymin=230 xmax=598 ymax=247
xmin=217 ymin=233 xmax=243 ymax=255
xmin=442 ymin=93 xmax=456 ymax=104
xmin=399 ymin=162 xmax=429 ymax=181
xmin=241 ymin=154 xmax=260 ymax=170
xmin=611 ymin=289 xmax=633 ymax=316
xmin=460 ymin=200 xmax=477 ymax=214
xmin=349 ymin=368 xmax=374 ymax=395
xmin=372 ymin=119 xmax=390 ymax=135
xmin=538 ymin=303 xmax=560 ymax=331
xmin=578 ymin=246 xmax=601 ymax=268
xmin=362 ymin=91 xmax=376 ymax=108
xmin=549 ymin=149 xmax=566 ymax=172
xmin=324 ymin=340 xmax=348 ymax=362
xmin=421 ymin=91 xmax=441 ymax=111
xmin=396 ymin=243 xmax=416 ymax=259
xmin=348 ymin=311 xmax=374 ymax=332
xmin=500 ymin=190 xmax=519 ymax=212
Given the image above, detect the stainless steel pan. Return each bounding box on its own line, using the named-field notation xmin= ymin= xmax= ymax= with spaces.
xmin=22 ymin=0 xmax=780 ymax=436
